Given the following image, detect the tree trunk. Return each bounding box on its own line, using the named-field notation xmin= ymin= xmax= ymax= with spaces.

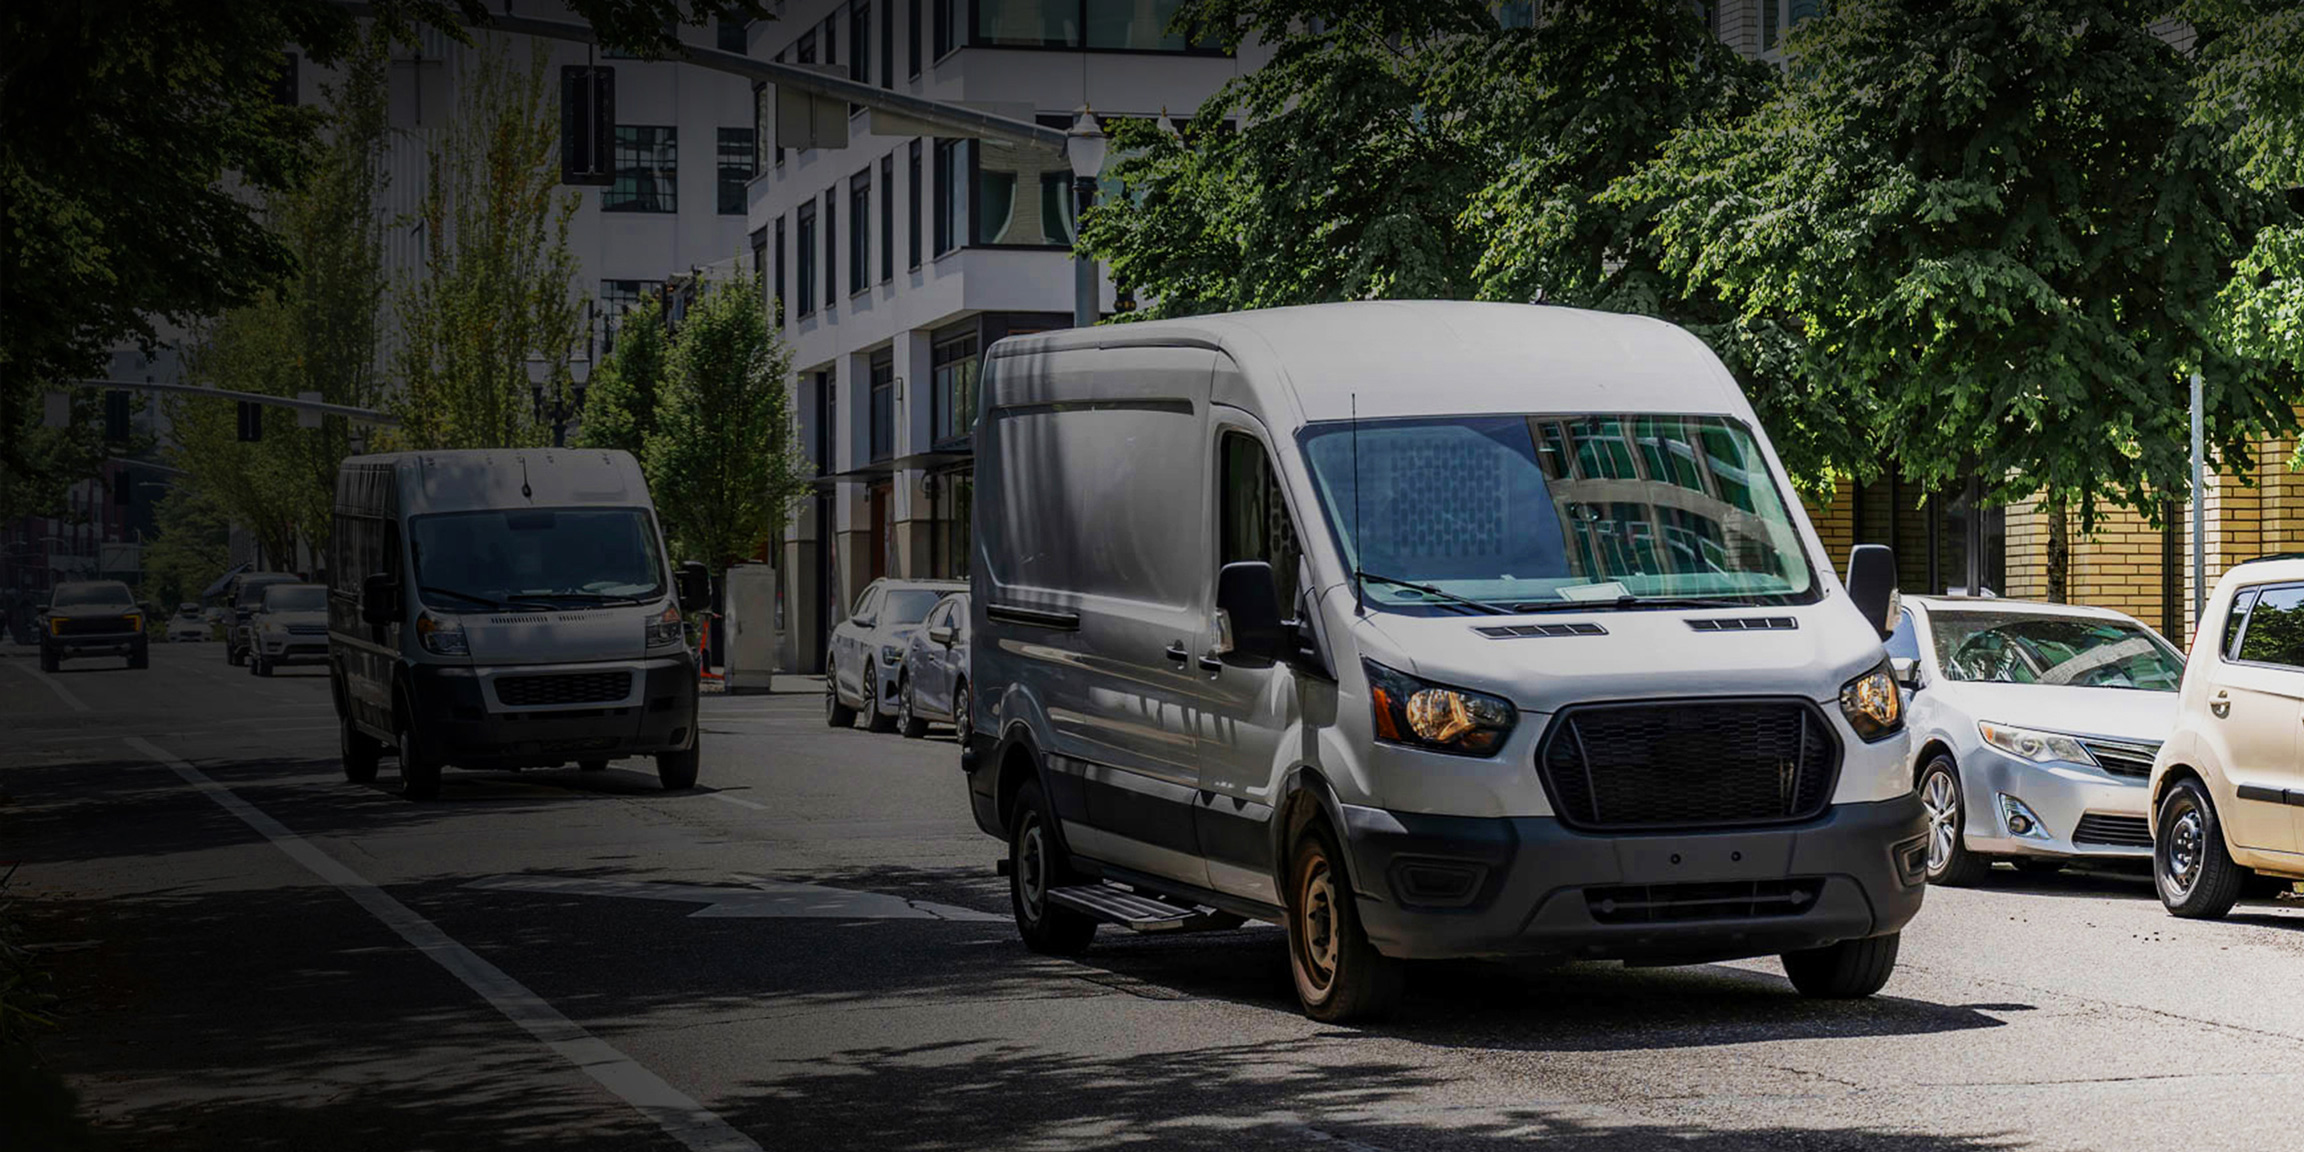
xmin=2045 ymin=497 xmax=2069 ymax=604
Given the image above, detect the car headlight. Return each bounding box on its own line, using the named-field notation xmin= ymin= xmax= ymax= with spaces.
xmin=644 ymin=603 xmax=684 ymax=649
xmin=1978 ymin=721 xmax=2093 ymax=765
xmin=880 ymin=644 xmax=905 ymax=667
xmin=1364 ymin=660 xmax=1516 ymax=756
xmin=1838 ymin=659 xmax=1903 ymax=740
xmin=415 ymin=610 xmax=469 ymax=656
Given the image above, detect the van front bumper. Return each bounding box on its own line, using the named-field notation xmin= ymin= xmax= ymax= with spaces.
xmin=406 ymin=655 xmax=698 ymax=768
xmin=1342 ymin=794 xmax=1929 ymax=963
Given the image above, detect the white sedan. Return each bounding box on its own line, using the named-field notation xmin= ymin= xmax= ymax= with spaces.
xmin=825 ymin=578 xmax=965 ymax=733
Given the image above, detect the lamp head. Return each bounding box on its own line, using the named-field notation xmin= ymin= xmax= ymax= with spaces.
xmin=1066 ymin=105 xmax=1108 ymax=179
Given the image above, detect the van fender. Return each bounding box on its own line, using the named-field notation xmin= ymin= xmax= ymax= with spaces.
xmin=1270 ymin=766 xmax=1371 ymax=900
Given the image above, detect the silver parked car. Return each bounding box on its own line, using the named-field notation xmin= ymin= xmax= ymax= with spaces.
xmin=896 ymin=592 xmax=970 ymax=739
xmin=1892 ymin=596 xmax=2185 ymax=885
xmin=826 ymin=578 xmax=965 ymax=733
xmin=244 ymin=583 xmax=329 ymax=676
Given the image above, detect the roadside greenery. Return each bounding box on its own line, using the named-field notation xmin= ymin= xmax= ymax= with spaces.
xmin=2189 ymin=0 xmax=2304 ymax=380
xmin=577 ymin=296 xmax=672 ymax=458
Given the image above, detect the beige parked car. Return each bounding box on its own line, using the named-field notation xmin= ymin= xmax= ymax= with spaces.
xmin=2149 ymin=555 xmax=2304 ymax=917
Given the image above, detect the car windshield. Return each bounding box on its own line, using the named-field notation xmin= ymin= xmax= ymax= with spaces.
xmin=53 ymin=584 xmax=134 ymax=608
xmin=1298 ymin=414 xmax=1817 ymax=611
xmin=1930 ymin=611 xmax=2184 ymax=690
xmin=409 ymin=507 xmax=665 ymax=609
xmin=882 ymin=589 xmax=944 ymax=625
xmin=263 ymin=586 xmax=327 ymax=612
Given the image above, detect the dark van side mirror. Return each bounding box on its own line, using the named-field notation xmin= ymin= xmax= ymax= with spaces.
xmin=675 ymin=561 xmax=711 ymax=613
xmin=1844 ymin=544 xmax=1898 ymax=640
xmin=1216 ymin=561 xmax=1290 ymax=663
xmin=360 ymin=573 xmax=402 ymax=626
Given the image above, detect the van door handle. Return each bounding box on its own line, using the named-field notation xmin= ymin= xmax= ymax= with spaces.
xmin=1164 ymin=642 xmax=1190 ymax=664
xmin=2210 ymin=690 xmax=2230 ymax=719
xmin=1198 ymin=653 xmax=1224 ymax=673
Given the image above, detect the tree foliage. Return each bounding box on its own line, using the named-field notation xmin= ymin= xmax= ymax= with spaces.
xmin=2189 ymin=0 xmax=2304 ymax=378
xmin=577 ymin=296 xmax=671 ymax=457
xmin=140 ymin=481 xmax=233 ymax=610
xmin=643 ymin=275 xmax=809 ymax=575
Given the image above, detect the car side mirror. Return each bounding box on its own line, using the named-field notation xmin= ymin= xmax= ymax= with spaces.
xmin=1890 ymin=656 xmax=1921 ymax=690
xmin=1844 ymin=544 xmax=1898 ymax=640
xmin=927 ymin=624 xmax=956 ymax=646
xmin=1216 ymin=561 xmax=1289 ymax=663
xmin=360 ymin=573 xmax=402 ymax=626
xmin=675 ymin=561 xmax=711 ymax=613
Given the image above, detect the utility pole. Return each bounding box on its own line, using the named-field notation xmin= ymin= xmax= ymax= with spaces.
xmin=2191 ymin=372 xmax=2205 ymax=632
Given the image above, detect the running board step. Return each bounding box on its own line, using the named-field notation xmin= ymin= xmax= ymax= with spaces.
xmin=1046 ymin=884 xmax=1227 ymax=933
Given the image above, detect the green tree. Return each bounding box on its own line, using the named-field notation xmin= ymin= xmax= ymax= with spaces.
xmin=577 ymin=296 xmax=671 ymax=456
xmin=391 ymin=39 xmax=584 ymax=451
xmin=1616 ymin=0 xmax=2300 ymax=522
xmin=141 ymin=481 xmax=233 ymax=610
xmin=643 ymin=275 xmax=809 ymax=576
xmin=2189 ymin=0 xmax=2304 ymax=379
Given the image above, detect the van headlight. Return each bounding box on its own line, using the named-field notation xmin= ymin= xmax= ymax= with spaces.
xmin=1978 ymin=721 xmax=2091 ymax=764
xmin=1838 ymin=660 xmax=1903 ymax=740
xmin=644 ymin=603 xmax=684 ymax=649
xmin=415 ymin=610 xmax=469 ymax=656
xmin=1364 ymin=660 xmax=1516 ymax=756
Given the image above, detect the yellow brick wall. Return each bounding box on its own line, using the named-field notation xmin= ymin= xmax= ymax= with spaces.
xmin=1800 ymin=477 xmax=1855 ymax=578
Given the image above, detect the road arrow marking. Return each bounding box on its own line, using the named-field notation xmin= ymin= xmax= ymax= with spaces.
xmin=463 ymin=875 xmax=1006 ymax=922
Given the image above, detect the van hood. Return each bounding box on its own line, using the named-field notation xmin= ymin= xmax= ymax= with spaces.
xmin=1354 ymin=600 xmax=1886 ymax=713
xmin=457 ymin=608 xmax=644 ymax=664
xmin=1928 ymin=681 xmax=2180 ymax=745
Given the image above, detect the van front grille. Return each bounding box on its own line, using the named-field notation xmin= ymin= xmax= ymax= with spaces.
xmin=1537 ymin=700 xmax=1838 ymax=831
xmin=496 ymin=671 xmax=631 ymax=707
xmin=1586 ymin=878 xmax=1825 ymax=925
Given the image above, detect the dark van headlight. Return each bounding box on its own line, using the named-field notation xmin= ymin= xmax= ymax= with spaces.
xmin=1839 ymin=659 xmax=1903 ymax=741
xmin=1364 ymin=660 xmax=1517 ymax=756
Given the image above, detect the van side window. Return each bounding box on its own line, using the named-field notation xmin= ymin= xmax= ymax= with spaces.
xmin=1884 ymin=610 xmax=1919 ymax=662
xmin=2234 ymin=585 xmax=2304 ymax=670
xmin=1220 ymin=432 xmax=1303 ymax=607
xmin=2221 ymin=588 xmax=2259 ymax=659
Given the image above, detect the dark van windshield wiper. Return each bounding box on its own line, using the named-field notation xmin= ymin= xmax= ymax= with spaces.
xmin=1515 ymin=595 xmax=1760 ymax=613
xmin=507 ymin=592 xmax=644 ymax=608
xmin=1355 ymin=572 xmax=1510 ymax=616
xmin=419 ymin=585 xmax=512 ymax=611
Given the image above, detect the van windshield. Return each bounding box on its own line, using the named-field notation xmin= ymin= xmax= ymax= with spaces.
xmin=1299 ymin=414 xmax=1817 ymax=611
xmin=409 ymin=508 xmax=665 ymax=610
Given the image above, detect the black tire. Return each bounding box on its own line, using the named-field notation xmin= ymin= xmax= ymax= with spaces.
xmin=129 ymin=642 xmax=148 ymax=670
xmin=656 ymin=739 xmax=700 ymax=790
xmin=863 ymin=661 xmax=897 ymax=733
xmin=578 ymin=759 xmax=611 ymax=773
xmin=896 ymin=674 xmax=928 ymax=739
xmin=39 ymin=646 xmax=58 ymax=673
xmin=228 ymin=642 xmax=244 ymax=667
xmin=253 ymin=653 xmax=272 ymax=677
xmin=341 ymin=712 xmax=382 ymax=784
xmin=395 ymin=714 xmax=442 ymax=801
xmin=1918 ymin=755 xmax=1993 ymax=886
xmin=824 ymin=659 xmax=857 ymax=728
xmin=1286 ymin=820 xmax=1404 ymax=1023
xmin=1782 ymin=932 xmax=1900 ymax=998
xmin=2156 ymin=777 xmax=2245 ymax=919
xmin=1008 ymin=780 xmax=1097 ymax=955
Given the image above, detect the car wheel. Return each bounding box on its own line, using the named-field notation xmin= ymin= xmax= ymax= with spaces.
xmin=1286 ymin=819 xmax=1405 ymax=1023
xmin=952 ymin=678 xmax=971 ymax=744
xmin=1919 ymin=755 xmax=1992 ymax=886
xmin=578 ymin=759 xmax=610 ymax=773
xmin=253 ymin=653 xmax=272 ymax=677
xmin=2156 ymin=777 xmax=2244 ymax=919
xmin=395 ymin=715 xmax=442 ymax=801
xmin=1008 ymin=780 xmax=1096 ymax=955
xmin=1782 ymin=932 xmax=1900 ymax=998
xmin=896 ymin=673 xmax=928 ymax=739
xmin=656 ymin=739 xmax=699 ymax=791
xmin=341 ymin=713 xmax=382 ymax=784
xmin=863 ymin=660 xmax=897 ymax=733
xmin=824 ymin=658 xmax=857 ymax=728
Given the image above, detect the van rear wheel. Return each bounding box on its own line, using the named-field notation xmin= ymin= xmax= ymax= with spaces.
xmin=341 ymin=713 xmax=381 ymax=784
xmin=1009 ymin=781 xmax=1096 ymax=955
xmin=1286 ymin=822 xmax=1403 ymax=1023
xmin=1782 ymin=932 xmax=1900 ymax=998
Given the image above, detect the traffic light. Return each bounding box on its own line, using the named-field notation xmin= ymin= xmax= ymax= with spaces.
xmin=560 ymin=65 xmax=616 ymax=186
xmin=103 ymin=390 xmax=129 ymax=442
xmin=237 ymin=401 xmax=263 ymax=442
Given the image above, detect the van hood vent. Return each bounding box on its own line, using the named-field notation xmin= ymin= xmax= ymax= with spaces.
xmin=1474 ymin=622 xmax=1606 ymax=639
xmin=1687 ymin=617 xmax=1797 ymax=632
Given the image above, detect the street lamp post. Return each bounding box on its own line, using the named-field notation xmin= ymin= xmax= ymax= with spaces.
xmin=1066 ymin=107 xmax=1109 ymax=330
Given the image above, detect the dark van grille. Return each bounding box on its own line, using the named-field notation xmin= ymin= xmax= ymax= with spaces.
xmin=1586 ymin=878 xmax=1825 ymax=925
xmin=1537 ymin=700 xmax=1838 ymax=831
xmin=2072 ymin=813 xmax=2153 ymax=848
xmin=55 ymin=615 xmax=134 ymax=636
xmin=496 ymin=672 xmax=631 ymax=707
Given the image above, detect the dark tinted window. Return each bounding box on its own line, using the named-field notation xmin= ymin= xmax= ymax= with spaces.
xmin=2221 ymin=588 xmax=2259 ymax=658
xmin=1220 ymin=432 xmax=1303 ymax=608
xmin=2235 ymin=585 xmax=2304 ymax=670
xmin=882 ymin=589 xmax=944 ymax=625
xmin=53 ymin=583 xmax=134 ymax=608
xmin=264 ymin=586 xmax=327 ymax=612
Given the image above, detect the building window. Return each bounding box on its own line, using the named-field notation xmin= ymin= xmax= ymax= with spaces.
xmin=933 ymin=0 xmax=960 ymax=58
xmin=824 ymin=187 xmax=839 ymax=307
xmin=869 ymin=351 xmax=896 ymax=462
xmin=979 ymin=0 xmax=1078 ymax=47
xmin=908 ymin=140 xmax=923 ymax=267
xmin=750 ymin=224 xmax=768 ymax=298
xmin=881 ymin=0 xmax=895 ymax=88
xmin=955 ymin=2 xmax=1225 ymax=53
xmin=1495 ymin=2 xmax=1536 ymax=29
xmin=1762 ymin=0 xmax=1823 ymax=52
xmin=969 ymin=137 xmax=1071 ymax=247
xmin=850 ymin=2 xmax=871 ymax=88
xmin=604 ymin=126 xmax=676 ymax=213
xmin=773 ymin=216 xmax=787 ymax=322
xmin=932 ymin=138 xmax=959 ymax=255
xmin=798 ymin=30 xmax=816 ymax=64
xmin=717 ymin=16 xmax=749 ymax=53
xmin=600 ymin=279 xmax=662 ymax=352
xmin=930 ymin=323 xmax=980 ymax=447
xmin=910 ymin=0 xmax=924 ymax=74
xmin=796 ymin=203 xmax=817 ymax=316
xmin=848 ymin=170 xmax=871 ymax=293
xmin=879 ymin=154 xmax=895 ymax=282
xmin=717 ymin=127 xmax=754 ymax=215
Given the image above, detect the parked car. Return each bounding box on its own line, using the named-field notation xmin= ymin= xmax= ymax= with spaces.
xmin=2149 ymin=555 xmax=2304 ymax=918
xmin=38 ymin=580 xmax=148 ymax=671
xmin=896 ymin=592 xmax=970 ymax=738
xmin=245 ymin=583 xmax=329 ymax=676
xmin=967 ymin=301 xmax=1925 ymax=1021
xmin=166 ymin=602 xmax=208 ymax=642
xmin=224 ymin=572 xmax=301 ymax=667
xmin=825 ymin=577 xmax=965 ymax=733
xmin=330 ymin=449 xmax=711 ymax=799
xmin=1890 ymin=597 xmax=2184 ymax=886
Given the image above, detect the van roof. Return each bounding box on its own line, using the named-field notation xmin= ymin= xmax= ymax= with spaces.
xmin=340 ymin=449 xmax=648 ymax=515
xmin=988 ymin=301 xmax=1745 ymax=424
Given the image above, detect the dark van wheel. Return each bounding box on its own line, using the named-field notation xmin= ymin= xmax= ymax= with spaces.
xmin=896 ymin=674 xmax=928 ymax=739
xmin=1918 ymin=756 xmax=1992 ymax=886
xmin=1286 ymin=821 xmax=1404 ymax=1023
xmin=395 ymin=717 xmax=442 ymax=801
xmin=2156 ymin=778 xmax=2244 ymax=919
xmin=1009 ymin=781 xmax=1096 ymax=955
xmin=341 ymin=714 xmax=382 ymax=784
xmin=863 ymin=661 xmax=897 ymax=733
xmin=824 ymin=659 xmax=857 ymax=728
xmin=656 ymin=741 xmax=700 ymax=791
xmin=1782 ymin=933 xmax=1900 ymax=998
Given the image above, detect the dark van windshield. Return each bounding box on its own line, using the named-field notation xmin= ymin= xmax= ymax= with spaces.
xmin=410 ymin=508 xmax=665 ymax=609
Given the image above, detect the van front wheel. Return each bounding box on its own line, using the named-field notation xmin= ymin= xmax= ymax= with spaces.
xmin=1782 ymin=932 xmax=1899 ymax=998
xmin=1286 ymin=823 xmax=1403 ymax=1023
xmin=656 ymin=740 xmax=700 ymax=791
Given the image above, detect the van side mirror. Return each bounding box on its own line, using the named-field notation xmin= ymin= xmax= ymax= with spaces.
xmin=675 ymin=561 xmax=711 ymax=613
xmin=927 ymin=624 xmax=957 ymax=646
xmin=1844 ymin=544 xmax=1898 ymax=640
xmin=1216 ymin=561 xmax=1289 ymax=662
xmin=360 ymin=573 xmax=401 ymax=626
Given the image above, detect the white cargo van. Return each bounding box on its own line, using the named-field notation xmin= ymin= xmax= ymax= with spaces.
xmin=965 ymin=302 xmax=1925 ymax=1021
xmin=330 ymin=449 xmax=711 ymax=799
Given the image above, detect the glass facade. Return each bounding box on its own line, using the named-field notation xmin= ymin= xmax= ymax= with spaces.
xmin=603 ymin=126 xmax=676 ymax=213
xmin=929 ymin=325 xmax=980 ymax=448
xmin=870 ymin=352 xmax=897 ymax=463
xmin=717 ymin=127 xmax=753 ymax=215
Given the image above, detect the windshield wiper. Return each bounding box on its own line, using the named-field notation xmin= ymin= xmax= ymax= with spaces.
xmin=418 ymin=585 xmax=514 ymax=611
xmin=1514 ymin=595 xmax=1764 ymax=613
xmin=507 ymin=592 xmax=644 ymax=608
xmin=1355 ymin=571 xmax=1511 ymax=616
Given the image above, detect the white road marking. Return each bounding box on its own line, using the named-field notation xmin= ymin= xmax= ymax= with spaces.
xmin=464 ymin=874 xmax=1005 ymax=922
xmin=11 ymin=658 xmax=91 ymax=712
xmin=709 ymin=792 xmax=769 ymax=811
xmin=122 ymin=736 xmax=764 ymax=1152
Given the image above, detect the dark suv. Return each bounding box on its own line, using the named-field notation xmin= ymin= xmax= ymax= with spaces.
xmin=39 ymin=580 xmax=148 ymax=671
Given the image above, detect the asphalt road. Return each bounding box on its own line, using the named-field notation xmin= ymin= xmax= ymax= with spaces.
xmin=3 ymin=640 xmax=2300 ymax=1152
